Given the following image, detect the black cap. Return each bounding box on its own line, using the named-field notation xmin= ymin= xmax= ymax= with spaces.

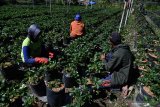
xmin=109 ymin=32 xmax=121 ymax=45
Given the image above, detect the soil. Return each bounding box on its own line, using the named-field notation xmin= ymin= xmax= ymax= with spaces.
xmin=92 ymin=91 xmax=135 ymax=107
xmin=52 ymin=84 xmax=65 ymax=92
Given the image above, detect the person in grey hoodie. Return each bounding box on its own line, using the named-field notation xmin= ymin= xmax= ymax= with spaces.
xmin=100 ymin=32 xmax=135 ymax=90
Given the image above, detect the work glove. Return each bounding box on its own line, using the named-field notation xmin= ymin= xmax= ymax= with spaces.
xmin=35 ymin=57 xmax=49 ymax=64
xmin=100 ymin=80 xmax=111 ymax=87
xmin=49 ymin=52 xmax=55 ymax=59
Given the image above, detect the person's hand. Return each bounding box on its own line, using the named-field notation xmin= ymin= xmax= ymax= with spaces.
xmin=35 ymin=57 xmax=49 ymax=64
xmin=49 ymin=52 xmax=55 ymax=59
xmin=100 ymin=54 xmax=106 ymax=61
xmin=101 ymin=80 xmax=111 ymax=87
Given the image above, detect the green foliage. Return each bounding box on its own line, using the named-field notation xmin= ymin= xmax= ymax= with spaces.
xmin=22 ymin=94 xmax=35 ymax=107
xmin=0 ymin=4 xmax=121 ymax=106
xmin=47 ymin=79 xmax=63 ymax=89
xmin=68 ymin=85 xmax=92 ymax=107
xmin=63 ymin=63 xmax=79 ymax=78
xmin=26 ymin=67 xmax=44 ymax=84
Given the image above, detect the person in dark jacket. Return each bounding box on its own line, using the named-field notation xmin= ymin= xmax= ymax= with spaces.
xmin=100 ymin=32 xmax=135 ymax=95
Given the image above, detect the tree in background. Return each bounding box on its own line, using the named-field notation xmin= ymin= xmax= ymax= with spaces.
xmin=10 ymin=0 xmax=17 ymax=4
xmin=31 ymin=0 xmax=45 ymax=4
xmin=0 ymin=0 xmax=17 ymax=4
xmin=0 ymin=0 xmax=5 ymax=5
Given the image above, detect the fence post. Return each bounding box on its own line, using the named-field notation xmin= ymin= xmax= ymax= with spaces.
xmin=124 ymin=8 xmax=129 ymax=26
xmin=118 ymin=2 xmax=126 ymax=33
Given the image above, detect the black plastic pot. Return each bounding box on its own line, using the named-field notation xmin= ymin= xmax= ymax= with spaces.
xmin=9 ymin=97 xmax=23 ymax=107
xmin=62 ymin=73 xmax=78 ymax=88
xmin=63 ymin=37 xmax=69 ymax=46
xmin=64 ymin=93 xmax=72 ymax=105
xmin=0 ymin=63 xmax=24 ymax=80
xmin=77 ymin=65 xmax=87 ymax=77
xmin=57 ymin=39 xmax=64 ymax=47
xmin=47 ymin=87 xmax=65 ymax=107
xmin=136 ymin=86 xmax=153 ymax=104
xmin=29 ymin=80 xmax=46 ymax=97
xmin=93 ymin=45 xmax=102 ymax=52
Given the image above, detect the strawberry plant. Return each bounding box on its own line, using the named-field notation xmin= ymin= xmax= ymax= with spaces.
xmin=0 ymin=4 xmax=127 ymax=106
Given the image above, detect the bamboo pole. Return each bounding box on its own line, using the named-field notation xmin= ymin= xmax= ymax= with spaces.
xmin=124 ymin=8 xmax=129 ymax=26
xmin=129 ymin=0 xmax=134 ymax=16
xmin=118 ymin=2 xmax=126 ymax=33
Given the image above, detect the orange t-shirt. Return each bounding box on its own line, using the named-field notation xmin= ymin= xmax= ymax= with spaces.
xmin=70 ymin=21 xmax=85 ymax=38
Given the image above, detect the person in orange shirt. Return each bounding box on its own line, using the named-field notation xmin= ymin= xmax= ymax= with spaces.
xmin=70 ymin=14 xmax=85 ymax=39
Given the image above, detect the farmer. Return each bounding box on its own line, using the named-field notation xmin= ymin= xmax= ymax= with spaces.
xmin=70 ymin=13 xmax=85 ymax=39
xmin=21 ymin=24 xmax=54 ymax=64
xmin=100 ymin=32 xmax=135 ymax=97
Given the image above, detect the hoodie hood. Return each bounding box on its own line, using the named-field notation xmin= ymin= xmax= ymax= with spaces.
xmin=28 ymin=24 xmax=41 ymax=42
